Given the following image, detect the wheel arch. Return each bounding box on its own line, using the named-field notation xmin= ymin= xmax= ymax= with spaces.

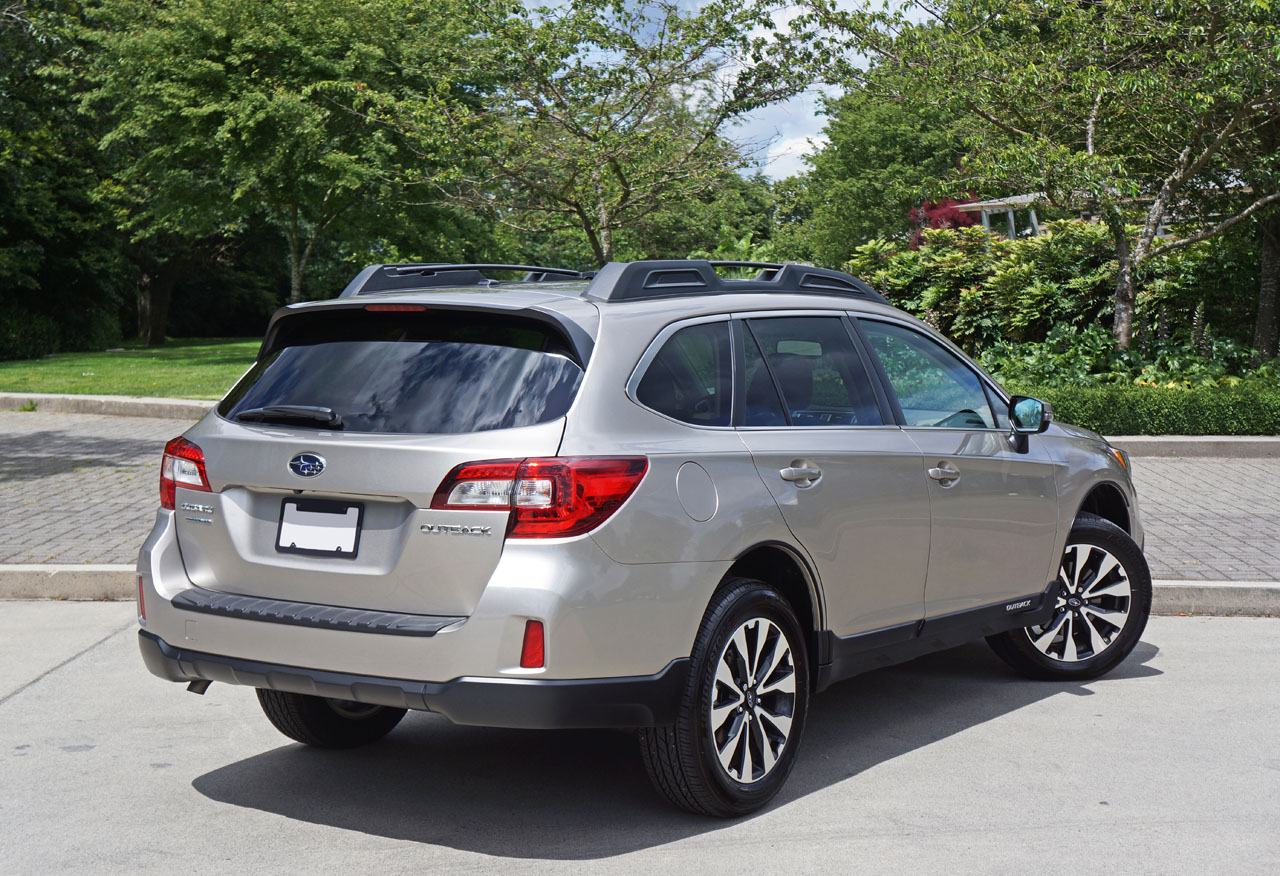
xmin=723 ymin=541 xmax=824 ymax=689
xmin=1075 ymin=481 xmax=1131 ymax=534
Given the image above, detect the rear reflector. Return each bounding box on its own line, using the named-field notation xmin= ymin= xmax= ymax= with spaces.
xmin=431 ymin=457 xmax=648 ymax=538
xmin=136 ymin=576 xmax=147 ymax=623
xmin=160 ymin=436 xmax=211 ymax=510
xmin=520 ymin=620 xmax=545 ymax=668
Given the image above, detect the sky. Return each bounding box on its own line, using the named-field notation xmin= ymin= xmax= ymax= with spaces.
xmin=730 ymin=1 xmax=923 ymax=180
xmin=737 ymin=85 xmax=840 ymax=180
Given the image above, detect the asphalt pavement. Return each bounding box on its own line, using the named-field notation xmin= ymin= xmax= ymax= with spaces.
xmin=0 ymin=602 xmax=1277 ymax=875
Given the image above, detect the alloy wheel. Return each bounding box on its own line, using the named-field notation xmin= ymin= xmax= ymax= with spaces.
xmin=709 ymin=617 xmax=797 ymax=784
xmin=1026 ymin=543 xmax=1132 ymax=662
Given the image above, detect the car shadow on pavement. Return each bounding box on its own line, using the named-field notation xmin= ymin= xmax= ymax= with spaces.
xmin=0 ymin=430 xmax=163 ymax=482
xmin=192 ymin=640 xmax=1161 ymax=860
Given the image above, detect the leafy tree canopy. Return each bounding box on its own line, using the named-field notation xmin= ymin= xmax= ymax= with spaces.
xmin=84 ymin=0 xmax=474 ymax=303
xmin=804 ymin=0 xmax=1280 ymax=348
xmin=384 ymin=0 xmax=807 ymax=265
xmin=773 ymin=88 xmax=974 ymax=266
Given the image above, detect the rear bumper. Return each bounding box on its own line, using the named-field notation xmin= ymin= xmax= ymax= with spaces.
xmin=139 ymin=630 xmax=689 ymax=729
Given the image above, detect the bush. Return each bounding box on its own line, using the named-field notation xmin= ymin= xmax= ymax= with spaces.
xmin=0 ymin=310 xmax=60 ymax=361
xmin=981 ymin=323 xmax=1275 ymax=388
xmin=846 ymin=219 xmax=1263 ymax=352
xmin=1008 ymin=383 xmax=1280 ymax=436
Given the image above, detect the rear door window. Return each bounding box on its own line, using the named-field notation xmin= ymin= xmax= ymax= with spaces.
xmin=635 ymin=321 xmax=732 ymax=426
xmin=742 ymin=317 xmax=883 ymax=426
xmin=219 ymin=309 xmax=584 ymax=434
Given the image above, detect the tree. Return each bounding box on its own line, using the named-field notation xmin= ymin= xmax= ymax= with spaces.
xmin=1251 ymin=118 xmax=1280 ymax=360
xmin=808 ymin=0 xmax=1280 ymax=348
xmin=85 ymin=0 xmax=470 ymax=322
xmin=773 ymin=88 xmax=976 ymax=267
xmin=399 ymin=0 xmax=805 ymax=266
xmin=1 ymin=2 xmax=126 ymax=359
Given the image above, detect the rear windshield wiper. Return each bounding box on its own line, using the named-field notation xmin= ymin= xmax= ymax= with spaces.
xmin=234 ymin=405 xmax=344 ymax=430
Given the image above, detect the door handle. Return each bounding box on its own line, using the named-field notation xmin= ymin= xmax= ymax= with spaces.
xmin=780 ymin=466 xmax=822 ymax=486
xmin=927 ymin=463 xmax=961 ymax=485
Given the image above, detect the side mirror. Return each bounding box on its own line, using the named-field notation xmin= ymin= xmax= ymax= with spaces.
xmin=1010 ymin=395 xmax=1052 ymax=434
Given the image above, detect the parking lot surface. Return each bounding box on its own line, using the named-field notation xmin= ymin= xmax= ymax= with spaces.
xmin=3 ymin=410 xmax=1279 ymax=580
xmin=1 ymin=604 xmax=1276 ymax=875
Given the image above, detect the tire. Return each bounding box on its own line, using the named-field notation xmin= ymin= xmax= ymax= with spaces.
xmin=638 ymin=577 xmax=809 ymax=817
xmin=987 ymin=512 xmax=1152 ymax=681
xmin=256 ymin=689 xmax=406 ymax=748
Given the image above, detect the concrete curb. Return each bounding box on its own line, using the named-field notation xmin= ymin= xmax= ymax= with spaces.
xmin=0 ymin=392 xmax=211 ymax=420
xmin=1107 ymin=435 xmax=1280 ymax=458
xmin=1150 ymin=580 xmax=1280 ymax=617
xmin=0 ymin=565 xmax=137 ymax=600
xmin=1 ymin=566 xmax=1275 ymax=617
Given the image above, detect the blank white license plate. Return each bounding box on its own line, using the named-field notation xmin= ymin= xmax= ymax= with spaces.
xmin=276 ymin=500 xmax=363 ymax=559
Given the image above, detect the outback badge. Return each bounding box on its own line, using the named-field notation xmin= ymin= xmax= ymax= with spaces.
xmin=288 ymin=452 xmax=326 ymax=478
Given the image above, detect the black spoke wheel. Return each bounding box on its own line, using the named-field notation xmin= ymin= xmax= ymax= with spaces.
xmin=639 ymin=577 xmax=809 ymax=816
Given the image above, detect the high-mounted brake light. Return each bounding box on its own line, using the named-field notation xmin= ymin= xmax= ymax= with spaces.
xmin=364 ymin=303 xmax=429 ymax=312
xmin=431 ymin=457 xmax=648 ymax=538
xmin=160 ymin=436 xmax=211 ymax=510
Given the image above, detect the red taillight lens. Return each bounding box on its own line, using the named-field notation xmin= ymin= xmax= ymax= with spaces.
xmin=160 ymin=436 xmax=211 ymax=510
xmin=431 ymin=456 xmax=648 ymax=538
xmin=520 ymin=620 xmax=545 ymax=668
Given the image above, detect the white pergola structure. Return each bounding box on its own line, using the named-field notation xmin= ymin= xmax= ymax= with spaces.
xmin=955 ymin=193 xmax=1045 ymax=237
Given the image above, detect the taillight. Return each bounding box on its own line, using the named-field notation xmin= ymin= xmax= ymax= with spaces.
xmin=431 ymin=456 xmax=648 ymax=538
xmin=160 ymin=436 xmax=211 ymax=510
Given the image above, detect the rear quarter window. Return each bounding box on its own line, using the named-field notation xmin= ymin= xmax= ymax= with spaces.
xmin=635 ymin=321 xmax=732 ymax=426
xmin=219 ymin=309 xmax=584 ymax=434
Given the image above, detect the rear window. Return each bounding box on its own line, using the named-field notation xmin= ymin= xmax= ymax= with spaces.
xmin=219 ymin=309 xmax=584 ymax=434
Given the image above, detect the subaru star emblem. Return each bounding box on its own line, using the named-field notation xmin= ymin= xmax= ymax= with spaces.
xmin=288 ymin=453 xmax=326 ymax=478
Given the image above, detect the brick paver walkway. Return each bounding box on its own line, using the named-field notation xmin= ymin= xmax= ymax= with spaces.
xmin=1 ymin=411 xmax=1278 ymax=580
xmin=1129 ymin=458 xmax=1280 ymax=581
xmin=0 ymin=412 xmax=190 ymax=565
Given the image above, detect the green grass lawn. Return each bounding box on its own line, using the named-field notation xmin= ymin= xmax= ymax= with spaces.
xmin=0 ymin=338 xmax=259 ymax=400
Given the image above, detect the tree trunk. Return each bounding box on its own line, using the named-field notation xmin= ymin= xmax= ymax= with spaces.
xmin=1256 ymin=210 xmax=1279 ymax=361
xmin=286 ymin=231 xmax=304 ymax=304
xmin=136 ymin=273 xmax=152 ymax=342
xmin=599 ymin=224 xmax=613 ymax=264
xmin=146 ymin=259 xmax=182 ymax=347
xmin=1113 ymin=258 xmax=1135 ymax=350
xmin=1108 ymin=217 xmax=1136 ymax=349
xmin=579 ymin=215 xmax=606 ymax=267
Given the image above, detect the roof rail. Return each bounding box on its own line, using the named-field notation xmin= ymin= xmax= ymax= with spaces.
xmin=582 ymin=260 xmax=888 ymax=305
xmin=338 ymin=264 xmax=592 ymax=297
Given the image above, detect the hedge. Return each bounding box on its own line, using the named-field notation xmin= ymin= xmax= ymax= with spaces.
xmin=1007 ymin=383 xmax=1280 ymax=436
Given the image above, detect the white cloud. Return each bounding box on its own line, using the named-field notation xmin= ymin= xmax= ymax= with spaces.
xmin=736 ymin=85 xmax=840 ymax=179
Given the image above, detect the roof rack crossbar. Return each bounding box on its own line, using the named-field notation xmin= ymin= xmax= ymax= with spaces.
xmin=390 ymin=264 xmax=588 ymax=278
xmin=338 ymin=263 xmax=590 ymax=297
xmin=582 ymin=260 xmax=888 ymax=305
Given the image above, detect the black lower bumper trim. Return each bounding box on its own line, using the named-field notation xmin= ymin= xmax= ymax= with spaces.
xmin=171 ymin=585 xmax=464 ymax=637
xmin=138 ymin=630 xmax=689 ymax=729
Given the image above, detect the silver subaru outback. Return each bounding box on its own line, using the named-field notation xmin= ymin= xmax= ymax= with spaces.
xmin=137 ymin=260 xmax=1151 ymax=816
